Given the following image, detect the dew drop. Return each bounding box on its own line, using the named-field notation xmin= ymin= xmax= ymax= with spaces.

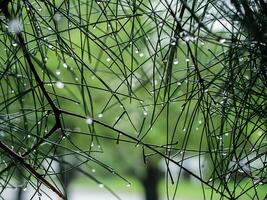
xmin=53 ymin=13 xmax=62 ymax=22
xmin=56 ymin=70 xmax=61 ymax=75
xmin=98 ymin=184 xmax=104 ymax=188
xmin=92 ymin=168 xmax=96 ymax=173
xmin=55 ymin=81 xmax=64 ymax=89
xmin=126 ymin=183 xmax=131 ymax=187
xmin=8 ymin=18 xmax=23 ymax=33
xmin=183 ymin=35 xmax=192 ymax=42
xmin=173 ymin=59 xmax=179 ymax=65
xmin=63 ymin=63 xmax=68 ymax=68
xmin=170 ymin=41 xmax=176 ymax=46
xmin=139 ymin=53 xmax=144 ymax=57
xmin=85 ymin=117 xmax=93 ymax=125
xmin=106 ymin=58 xmax=111 ymax=62
xmin=97 ymin=113 xmax=103 ymax=118
xmin=143 ymin=110 xmax=148 ymax=116
xmin=219 ymin=39 xmax=226 ymax=44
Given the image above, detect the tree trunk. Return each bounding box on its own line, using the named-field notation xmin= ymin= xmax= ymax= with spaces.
xmin=15 ymin=187 xmax=23 ymax=200
xmin=15 ymin=170 xmax=24 ymax=200
xmin=142 ymin=163 xmax=160 ymax=200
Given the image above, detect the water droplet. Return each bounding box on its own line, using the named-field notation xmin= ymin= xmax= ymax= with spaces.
xmin=23 ymin=187 xmax=27 ymax=192
xmin=185 ymin=58 xmax=190 ymax=62
xmin=216 ymin=136 xmax=223 ymax=140
xmin=53 ymin=13 xmax=62 ymax=22
xmin=143 ymin=110 xmax=148 ymax=116
xmin=56 ymin=70 xmax=61 ymax=75
xmin=177 ymin=82 xmax=182 ymax=86
xmin=106 ymin=58 xmax=111 ymax=62
xmin=139 ymin=53 xmax=144 ymax=57
xmin=85 ymin=117 xmax=93 ymax=125
xmin=198 ymin=120 xmax=202 ymax=124
xmin=63 ymin=63 xmax=68 ymax=68
xmin=173 ymin=59 xmax=179 ymax=65
xmin=126 ymin=183 xmax=131 ymax=187
xmin=12 ymin=42 xmax=18 ymax=47
xmin=8 ymin=18 xmax=23 ymax=33
xmin=92 ymin=168 xmax=96 ymax=173
xmin=219 ymin=39 xmax=226 ymax=44
xmin=171 ymin=41 xmax=176 ymax=46
xmin=183 ymin=35 xmax=192 ymax=42
xmin=97 ymin=113 xmax=103 ymax=118
xmin=98 ymin=184 xmax=104 ymax=188
xmin=55 ymin=81 xmax=64 ymax=89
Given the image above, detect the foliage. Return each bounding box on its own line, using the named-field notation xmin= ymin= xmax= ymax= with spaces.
xmin=0 ymin=0 xmax=266 ymax=199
